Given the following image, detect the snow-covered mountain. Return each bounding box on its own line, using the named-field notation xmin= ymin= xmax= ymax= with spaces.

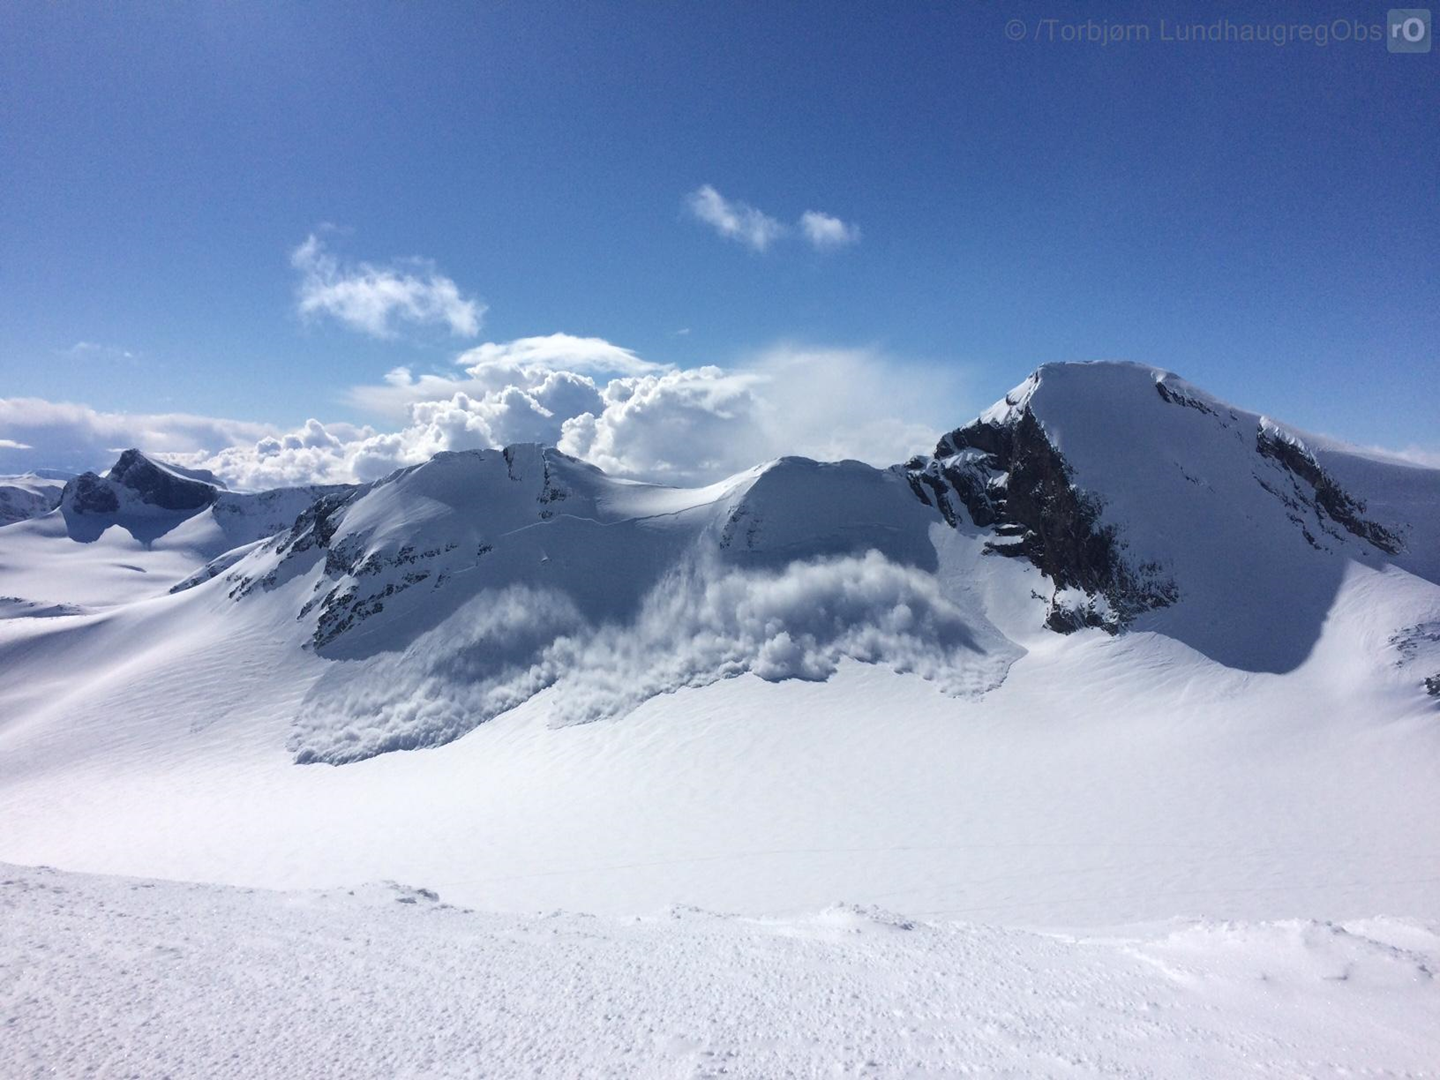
xmin=0 ymin=448 xmax=347 ymax=611
xmin=0 ymin=361 xmax=1436 ymax=926
xmin=0 ymin=472 xmax=67 ymax=527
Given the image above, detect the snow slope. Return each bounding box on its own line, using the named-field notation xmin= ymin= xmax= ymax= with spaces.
xmin=0 ymin=473 xmax=67 ymax=528
xmin=4 ymin=862 xmax=1437 ymax=1079
xmin=0 ymin=450 xmax=346 ymax=609
xmin=0 ymin=362 xmax=1437 ymax=929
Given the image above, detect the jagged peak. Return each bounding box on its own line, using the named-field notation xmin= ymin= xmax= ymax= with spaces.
xmin=62 ymin=448 xmax=220 ymax=515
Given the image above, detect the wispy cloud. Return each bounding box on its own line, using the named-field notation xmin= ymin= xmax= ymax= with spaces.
xmin=800 ymin=210 xmax=861 ymax=250
xmin=63 ymin=341 xmax=137 ymax=361
xmin=685 ymin=187 xmax=861 ymax=254
xmin=685 ymin=185 xmax=786 ymax=252
xmin=291 ymin=233 xmax=485 ymax=339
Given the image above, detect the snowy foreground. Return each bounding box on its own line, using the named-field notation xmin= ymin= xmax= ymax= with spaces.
xmin=5 ymin=863 xmax=1438 ymax=1079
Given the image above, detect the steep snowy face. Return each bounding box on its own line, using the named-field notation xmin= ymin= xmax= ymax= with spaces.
xmin=906 ymin=361 xmax=1440 ymax=669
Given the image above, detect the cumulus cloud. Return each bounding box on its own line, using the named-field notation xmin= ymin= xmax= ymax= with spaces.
xmin=2 ymin=335 xmax=969 ymax=490
xmin=800 ymin=210 xmax=861 ymax=250
xmin=459 ymin=333 xmax=662 ymax=378
xmin=336 ymin=336 xmax=963 ymax=486
xmin=291 ymin=233 xmax=485 ymax=339
xmin=686 ymin=185 xmax=786 ymax=252
xmin=291 ymin=552 xmax=1017 ymax=763
xmin=347 ymin=333 xmax=662 ymax=420
xmin=559 ymin=366 xmax=767 ymax=482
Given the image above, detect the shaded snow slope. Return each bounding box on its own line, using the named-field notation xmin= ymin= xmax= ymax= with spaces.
xmin=0 ymin=473 xmax=66 ymax=528
xmin=4 ymin=863 xmax=1438 ymax=1079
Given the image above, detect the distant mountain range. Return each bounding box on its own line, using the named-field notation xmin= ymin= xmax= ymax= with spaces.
xmin=1 ymin=361 xmax=1436 ymax=922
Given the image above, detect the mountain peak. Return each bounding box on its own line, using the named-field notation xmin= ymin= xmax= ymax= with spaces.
xmin=62 ymin=448 xmax=220 ymax=516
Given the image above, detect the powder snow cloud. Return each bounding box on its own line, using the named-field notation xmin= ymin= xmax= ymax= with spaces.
xmin=291 ymin=551 xmax=1017 ymax=763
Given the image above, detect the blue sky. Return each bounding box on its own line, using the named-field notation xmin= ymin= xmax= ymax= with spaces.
xmin=1 ymin=1 xmax=1436 ymax=481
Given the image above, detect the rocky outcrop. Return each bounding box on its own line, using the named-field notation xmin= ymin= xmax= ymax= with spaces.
xmin=60 ymin=450 xmax=218 ymax=516
xmin=1254 ymin=427 xmax=1402 ymax=555
xmin=60 ymin=472 xmax=121 ymax=515
xmin=906 ymin=408 xmax=1177 ymax=633
xmin=108 ymin=449 xmax=217 ymax=511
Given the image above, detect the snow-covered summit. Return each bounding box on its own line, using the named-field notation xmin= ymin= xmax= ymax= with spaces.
xmin=905 ymin=360 xmax=1439 ymax=667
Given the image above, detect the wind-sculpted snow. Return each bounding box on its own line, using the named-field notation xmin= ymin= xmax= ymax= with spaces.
xmin=291 ymin=551 xmax=1020 ymax=764
xmin=6 ymin=863 xmax=1439 ymax=1079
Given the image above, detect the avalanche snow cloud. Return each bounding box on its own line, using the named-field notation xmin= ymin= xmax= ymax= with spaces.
xmin=292 ymin=551 xmax=1019 ymax=764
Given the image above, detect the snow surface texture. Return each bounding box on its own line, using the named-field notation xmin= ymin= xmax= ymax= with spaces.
xmin=4 ymin=862 xmax=1438 ymax=1079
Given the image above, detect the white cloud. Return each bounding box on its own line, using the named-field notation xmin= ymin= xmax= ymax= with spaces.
xmin=684 ymin=188 xmax=862 ymax=254
xmin=1 ymin=336 xmax=971 ymax=490
xmin=64 ymin=341 xmax=137 ymax=361
xmin=559 ymin=366 xmax=768 ymax=482
xmin=1357 ymin=444 xmax=1440 ymax=469
xmin=291 ymin=233 xmax=485 ymax=339
xmin=800 ymin=210 xmax=861 ymax=250
xmin=346 ymin=333 xmax=662 ymax=422
xmin=686 ymin=185 xmax=786 ymax=252
xmin=0 ymin=397 xmax=274 ymax=477
xmin=457 ymin=333 xmax=663 ymax=378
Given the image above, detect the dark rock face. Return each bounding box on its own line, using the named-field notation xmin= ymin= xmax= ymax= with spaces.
xmin=108 ymin=449 xmax=217 ymax=511
xmin=1427 ymin=675 xmax=1440 ymax=698
xmin=59 ymin=450 xmax=219 ymax=516
xmin=61 ymin=472 xmax=121 ymax=515
xmin=1154 ymin=379 xmax=1217 ymax=416
xmin=907 ymin=408 xmax=1177 ymax=632
xmin=228 ymin=490 xmax=354 ymax=601
xmin=1254 ymin=429 xmax=1402 ymax=555
xmin=227 ymin=486 xmax=458 ymax=650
